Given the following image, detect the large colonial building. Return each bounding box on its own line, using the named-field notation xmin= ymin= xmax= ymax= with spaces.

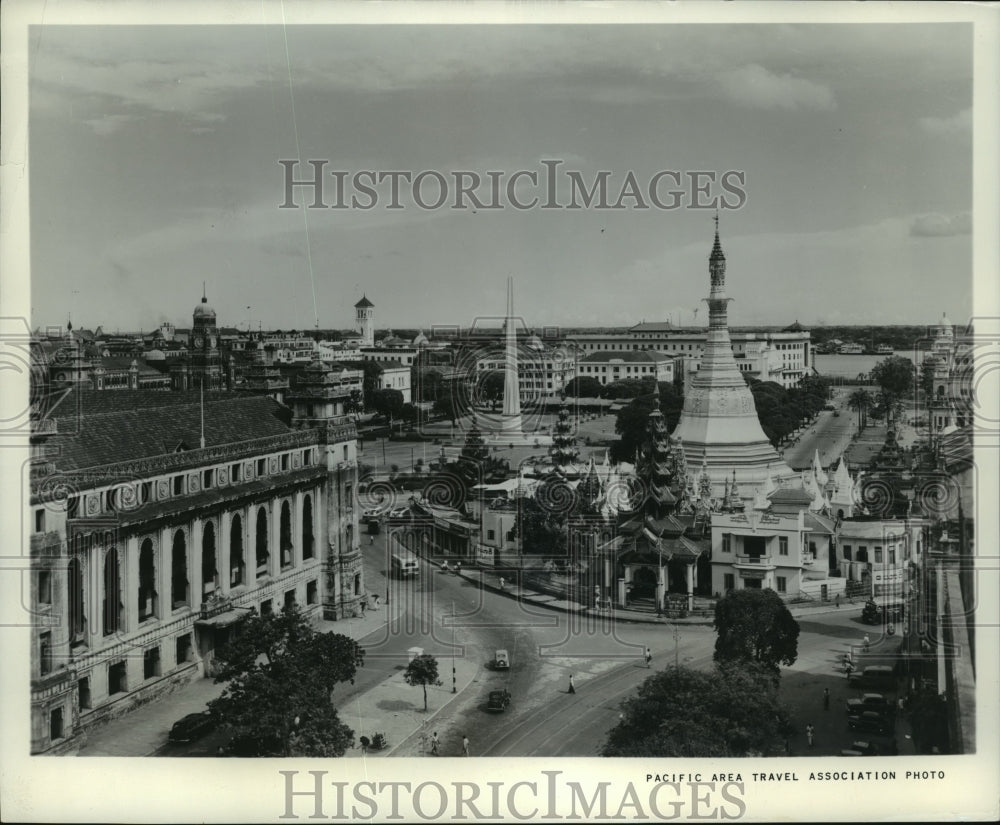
xmin=28 ymin=384 xmax=363 ymax=755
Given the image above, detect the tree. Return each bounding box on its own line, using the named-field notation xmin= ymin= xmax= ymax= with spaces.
xmin=461 ymin=424 xmax=490 ymax=463
xmin=602 ymin=662 xmax=792 ymax=757
xmin=480 ymin=370 xmax=506 ymax=412
xmin=563 ymin=375 xmax=604 ymax=398
xmin=871 ymin=355 xmax=915 ymax=398
xmin=414 ymin=368 xmax=444 ymax=403
xmin=610 ymin=382 xmax=684 ymax=463
xmin=360 ymin=361 xmax=384 ymax=409
xmin=209 ymin=605 xmax=365 ymax=756
xmin=403 ymin=653 xmax=442 ymax=711
xmin=346 ymin=389 xmax=364 ymax=420
xmin=433 ymin=387 xmax=461 ymax=424
xmin=847 ymin=388 xmax=873 ymax=431
xmin=713 ymin=588 xmax=799 ymax=674
xmin=601 ymin=378 xmax=654 ymax=399
xmin=371 ymin=388 xmax=405 ymax=421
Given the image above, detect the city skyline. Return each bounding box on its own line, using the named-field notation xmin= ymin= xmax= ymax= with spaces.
xmin=28 ymin=23 xmax=973 ymax=332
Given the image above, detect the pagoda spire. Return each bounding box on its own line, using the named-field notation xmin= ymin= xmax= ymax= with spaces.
xmin=670 ymin=219 xmax=792 ymax=497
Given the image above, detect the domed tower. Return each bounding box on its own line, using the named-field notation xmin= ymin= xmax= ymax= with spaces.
xmin=355 ymin=295 xmax=375 ymax=347
xmin=188 ymin=285 xmax=224 ymax=389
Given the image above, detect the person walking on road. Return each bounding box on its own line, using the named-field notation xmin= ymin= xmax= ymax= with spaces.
xmin=644 ymin=647 xmax=652 ymax=668
xmin=568 ymin=674 xmax=576 ymax=694
xmin=462 ymin=735 xmax=470 ymax=756
xmin=823 ymin=688 xmax=830 ymax=710
xmin=430 ymin=732 xmax=439 ymax=756
xmin=805 ymin=724 xmax=814 ymax=747
xmin=499 ymin=576 xmax=505 ymax=591
xmin=863 ymin=633 xmax=870 ymax=653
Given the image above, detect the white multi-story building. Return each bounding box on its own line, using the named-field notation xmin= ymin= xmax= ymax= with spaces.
xmin=377 ymin=360 xmax=412 ymax=404
xmin=567 ymin=322 xmax=811 ymax=388
xmin=474 ymin=340 xmax=576 ymax=401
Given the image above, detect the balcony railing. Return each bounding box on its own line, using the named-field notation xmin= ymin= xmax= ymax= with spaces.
xmin=734 ymin=553 xmax=773 ymax=567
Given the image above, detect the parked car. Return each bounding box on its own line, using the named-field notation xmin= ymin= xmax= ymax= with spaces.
xmin=846 ymin=693 xmax=894 ymax=718
xmin=168 ymin=711 xmax=216 ymax=744
xmin=840 ymin=740 xmax=879 ymax=756
xmin=486 ymin=689 xmax=512 ymax=712
xmin=848 ymin=711 xmax=894 ymax=735
xmin=849 ymin=665 xmax=897 ymax=691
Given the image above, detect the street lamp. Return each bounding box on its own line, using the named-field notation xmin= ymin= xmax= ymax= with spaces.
xmin=451 ymin=600 xmax=457 ymax=693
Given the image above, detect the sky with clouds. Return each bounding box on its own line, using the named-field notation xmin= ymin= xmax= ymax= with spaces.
xmin=28 ymin=22 xmax=973 ymax=333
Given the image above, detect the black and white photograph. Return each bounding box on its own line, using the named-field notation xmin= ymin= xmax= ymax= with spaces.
xmin=2 ymin=1 xmax=998 ymax=822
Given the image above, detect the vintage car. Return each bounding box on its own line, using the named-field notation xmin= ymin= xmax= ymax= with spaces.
xmin=486 ymin=689 xmax=512 ymax=712
xmin=494 ymin=649 xmax=510 ymax=670
xmin=840 ymin=740 xmax=879 ymax=756
xmin=848 ymin=711 xmax=894 ymax=735
xmin=168 ymin=711 xmax=217 ymax=744
xmin=846 ymin=693 xmax=894 ymax=718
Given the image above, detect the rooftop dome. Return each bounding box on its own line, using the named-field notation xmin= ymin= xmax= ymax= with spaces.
xmin=193 ymin=287 xmax=216 ymax=319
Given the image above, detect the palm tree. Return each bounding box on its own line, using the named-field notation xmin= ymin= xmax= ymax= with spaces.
xmin=847 ymin=388 xmax=872 ymax=432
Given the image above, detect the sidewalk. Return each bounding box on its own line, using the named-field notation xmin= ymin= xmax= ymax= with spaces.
xmin=76 ymin=603 xmax=403 ymax=757
xmin=343 ymin=657 xmax=479 ymax=758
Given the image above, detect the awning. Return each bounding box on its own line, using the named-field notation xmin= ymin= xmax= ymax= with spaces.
xmin=195 ymin=610 xmax=246 ymax=628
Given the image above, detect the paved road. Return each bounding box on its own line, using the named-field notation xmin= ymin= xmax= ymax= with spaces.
xmin=781 ymin=388 xmax=857 ymax=470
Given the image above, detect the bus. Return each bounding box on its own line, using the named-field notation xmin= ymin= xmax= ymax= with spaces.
xmin=390 ymin=543 xmax=421 ymax=578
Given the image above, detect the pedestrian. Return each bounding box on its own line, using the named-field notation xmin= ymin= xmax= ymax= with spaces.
xmin=845 ymin=660 xmax=854 ymax=679
xmin=835 ymin=594 xmax=840 ymax=608
xmin=499 ymin=576 xmax=505 ymax=590
xmin=568 ymin=674 xmax=576 ymax=694
xmin=462 ymin=734 xmax=470 ymax=756
xmin=370 ymin=534 xmax=375 ymax=545
xmin=863 ymin=633 xmax=870 ymax=652
xmin=360 ymin=595 xmax=368 ymax=615
xmin=823 ymin=688 xmax=830 ymax=710
xmin=430 ymin=732 xmax=439 ymax=756
xmin=805 ymin=724 xmax=814 ymax=747
xmin=644 ymin=646 xmax=652 ymax=668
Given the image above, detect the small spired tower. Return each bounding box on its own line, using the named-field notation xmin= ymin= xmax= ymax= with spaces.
xmin=355 ymin=295 xmax=375 ymax=347
xmin=671 ymin=217 xmax=793 ymax=498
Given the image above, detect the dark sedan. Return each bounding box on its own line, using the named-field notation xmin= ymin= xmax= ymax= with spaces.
xmin=486 ymin=689 xmax=511 ymax=712
xmin=168 ymin=711 xmax=217 ymax=744
xmin=848 ymin=711 xmax=894 ymax=736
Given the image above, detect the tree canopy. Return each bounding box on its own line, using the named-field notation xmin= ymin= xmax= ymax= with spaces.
xmin=871 ymin=355 xmax=915 ymax=398
xmin=713 ymin=588 xmax=800 ymax=673
xmin=403 ymin=653 xmax=442 ymax=711
xmin=371 ymin=388 xmax=405 ymax=420
xmin=610 ymin=382 xmax=684 ymax=463
xmin=602 ymin=662 xmax=792 ymax=757
xmin=360 ymin=361 xmax=384 ymax=407
xmin=563 ymin=375 xmax=604 ymax=398
xmin=209 ymin=605 xmax=365 ymax=756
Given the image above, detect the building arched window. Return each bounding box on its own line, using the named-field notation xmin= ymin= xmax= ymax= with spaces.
xmin=302 ymin=495 xmax=314 ymax=561
xmin=68 ymin=555 xmax=86 ymax=644
xmin=202 ymin=522 xmax=218 ymax=600
xmin=172 ymin=531 xmax=189 ymax=608
xmin=102 ymin=547 xmax=123 ymax=636
xmin=138 ymin=539 xmax=157 ymax=621
xmin=280 ymin=501 xmax=293 ymax=568
xmin=256 ymin=508 xmax=269 ymax=576
xmin=230 ymin=513 xmax=245 ymax=587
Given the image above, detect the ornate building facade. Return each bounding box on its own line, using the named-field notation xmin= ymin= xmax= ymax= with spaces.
xmin=28 ymin=386 xmax=362 ymax=754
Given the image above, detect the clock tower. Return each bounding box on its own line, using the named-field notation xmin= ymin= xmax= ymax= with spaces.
xmin=173 ymin=285 xmax=225 ymax=390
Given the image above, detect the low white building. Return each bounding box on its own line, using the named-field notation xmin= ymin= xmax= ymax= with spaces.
xmin=710 ymin=486 xmax=842 ymax=600
xmin=377 ymin=360 xmax=411 ymax=404
xmin=577 ymin=350 xmax=675 ymax=386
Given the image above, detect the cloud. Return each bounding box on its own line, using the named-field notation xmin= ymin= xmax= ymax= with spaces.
xmin=716 ymin=63 xmax=836 ymax=111
xmin=81 ymin=113 xmax=143 ymax=135
xmin=919 ymin=107 xmax=971 ymax=136
xmin=909 ymin=212 xmax=971 ymax=237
